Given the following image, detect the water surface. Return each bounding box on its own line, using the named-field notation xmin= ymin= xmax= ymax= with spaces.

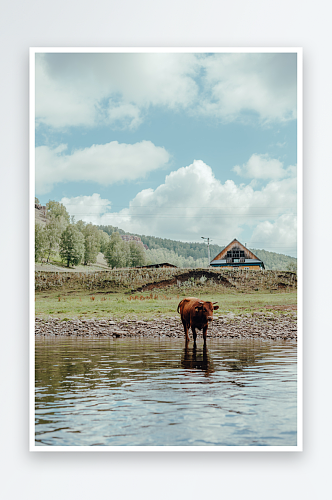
xmin=35 ymin=338 xmax=297 ymax=447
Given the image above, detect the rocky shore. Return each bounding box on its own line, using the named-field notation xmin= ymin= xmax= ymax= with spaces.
xmin=35 ymin=312 xmax=297 ymax=341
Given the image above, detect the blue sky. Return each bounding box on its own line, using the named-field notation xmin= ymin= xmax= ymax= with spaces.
xmin=35 ymin=51 xmax=298 ymax=256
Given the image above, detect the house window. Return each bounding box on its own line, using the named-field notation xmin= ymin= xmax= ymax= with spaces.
xmin=225 ymin=247 xmax=247 ymax=263
xmin=226 ymin=247 xmax=245 ymax=258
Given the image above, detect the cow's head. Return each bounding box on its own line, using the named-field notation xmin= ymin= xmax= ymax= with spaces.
xmin=195 ymin=301 xmax=219 ymax=321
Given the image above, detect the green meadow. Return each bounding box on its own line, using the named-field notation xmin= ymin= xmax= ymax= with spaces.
xmin=35 ymin=287 xmax=297 ymax=320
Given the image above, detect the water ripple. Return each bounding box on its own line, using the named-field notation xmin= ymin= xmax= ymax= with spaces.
xmin=35 ymin=338 xmax=297 ymax=447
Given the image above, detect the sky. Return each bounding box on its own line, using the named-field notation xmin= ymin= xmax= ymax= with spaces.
xmin=34 ymin=50 xmax=298 ymax=257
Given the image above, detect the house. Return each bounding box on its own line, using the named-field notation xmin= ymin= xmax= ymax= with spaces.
xmin=210 ymin=239 xmax=265 ymax=270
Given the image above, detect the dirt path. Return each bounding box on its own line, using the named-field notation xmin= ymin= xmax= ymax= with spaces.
xmin=35 ymin=253 xmax=109 ymax=273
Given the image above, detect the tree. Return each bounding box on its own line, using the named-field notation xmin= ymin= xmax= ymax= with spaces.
xmin=46 ymin=200 xmax=70 ymax=224
xmin=75 ymin=220 xmax=86 ymax=233
xmin=35 ymin=197 xmax=40 ymax=204
xmin=42 ymin=200 xmax=70 ymax=262
xmin=99 ymin=230 xmax=110 ymax=254
xmin=59 ymin=225 xmax=85 ymax=267
xmin=286 ymin=261 xmax=297 ymax=272
xmin=82 ymin=223 xmax=100 ymax=265
xmin=129 ymin=241 xmax=146 ymax=267
xmin=35 ymin=223 xmax=46 ymax=262
xmin=43 ymin=216 xmax=65 ymax=262
xmin=104 ymin=232 xmax=130 ymax=268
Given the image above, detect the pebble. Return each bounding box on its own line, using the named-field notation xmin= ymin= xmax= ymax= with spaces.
xmin=35 ymin=314 xmax=297 ymax=341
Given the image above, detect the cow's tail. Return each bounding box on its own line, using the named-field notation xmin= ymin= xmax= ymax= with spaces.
xmin=177 ymin=299 xmax=184 ymax=314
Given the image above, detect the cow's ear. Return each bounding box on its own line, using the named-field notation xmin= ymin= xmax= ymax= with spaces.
xmin=213 ymin=305 xmax=219 ymax=310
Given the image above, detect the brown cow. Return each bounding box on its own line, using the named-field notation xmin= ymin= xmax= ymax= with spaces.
xmin=177 ymin=297 xmax=219 ymax=343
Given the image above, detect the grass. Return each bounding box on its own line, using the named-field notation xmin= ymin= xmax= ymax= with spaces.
xmin=35 ymin=286 xmax=297 ymax=320
xmin=36 ymin=253 xmax=109 ymax=273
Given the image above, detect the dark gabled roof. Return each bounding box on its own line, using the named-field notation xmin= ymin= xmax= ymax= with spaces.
xmin=211 ymin=239 xmax=261 ymax=262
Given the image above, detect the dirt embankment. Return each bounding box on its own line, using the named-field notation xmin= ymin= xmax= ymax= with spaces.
xmin=35 ymin=311 xmax=297 ymax=342
xmin=135 ymin=269 xmax=234 ymax=292
xmin=35 ymin=268 xmax=297 ymax=293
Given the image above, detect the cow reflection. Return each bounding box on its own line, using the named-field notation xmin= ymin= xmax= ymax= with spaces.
xmin=181 ymin=343 xmax=214 ymax=375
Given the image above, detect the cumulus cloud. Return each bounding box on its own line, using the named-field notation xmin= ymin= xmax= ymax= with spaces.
xmin=61 ymin=193 xmax=111 ymax=224
xmin=60 ymin=159 xmax=297 ymax=254
xmin=35 ymin=140 xmax=170 ymax=194
xmin=251 ymin=215 xmax=297 ymax=253
xmin=199 ymin=53 xmax=297 ymax=123
xmin=35 ymin=52 xmax=297 ymax=129
xmin=233 ymin=153 xmax=295 ymax=180
xmin=107 ymin=100 xmax=142 ymax=129
xmin=36 ymin=55 xmax=97 ymax=128
xmin=35 ymin=52 xmax=199 ymax=129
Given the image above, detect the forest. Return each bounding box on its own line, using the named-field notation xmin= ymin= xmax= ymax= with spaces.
xmin=35 ymin=200 xmax=297 ymax=271
xmin=97 ymin=224 xmax=297 ymax=271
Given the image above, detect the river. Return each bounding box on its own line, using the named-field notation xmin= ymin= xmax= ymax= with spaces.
xmin=35 ymin=337 xmax=297 ymax=447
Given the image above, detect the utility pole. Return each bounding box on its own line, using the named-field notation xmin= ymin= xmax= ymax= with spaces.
xmin=201 ymin=236 xmax=211 ymax=267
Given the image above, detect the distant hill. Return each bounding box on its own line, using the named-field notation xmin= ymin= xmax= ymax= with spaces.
xmin=97 ymin=224 xmax=297 ymax=271
xmin=249 ymin=248 xmax=297 ymax=271
xmin=35 ymin=204 xmax=47 ymax=225
xmin=35 ymin=214 xmax=297 ymax=270
xmin=98 ymin=224 xmax=222 ymax=260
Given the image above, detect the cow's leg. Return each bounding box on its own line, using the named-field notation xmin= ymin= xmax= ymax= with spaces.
xmin=182 ymin=320 xmax=190 ymax=342
xmin=192 ymin=326 xmax=197 ymax=344
xmin=203 ymin=325 xmax=208 ymax=344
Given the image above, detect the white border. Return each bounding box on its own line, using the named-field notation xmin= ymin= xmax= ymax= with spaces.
xmin=296 ymin=48 xmax=303 ymax=452
xmin=29 ymin=47 xmax=303 ymax=452
xmin=29 ymin=50 xmax=36 ymax=451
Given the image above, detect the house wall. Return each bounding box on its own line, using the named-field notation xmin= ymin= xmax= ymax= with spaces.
xmin=211 ymin=264 xmax=263 ymax=270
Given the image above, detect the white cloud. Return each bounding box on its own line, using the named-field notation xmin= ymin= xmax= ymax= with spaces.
xmin=35 ymin=52 xmax=297 ymax=129
xmin=35 ymin=53 xmax=199 ymax=129
xmin=107 ymin=100 xmax=142 ymax=129
xmin=233 ymin=153 xmax=295 ymax=180
xmin=35 ymin=140 xmax=170 ymax=194
xmin=61 ymin=194 xmax=111 ymax=224
xmin=251 ymin=215 xmax=297 ymax=254
xmin=35 ymin=55 xmax=97 ymax=128
xmin=199 ymin=53 xmax=297 ymax=123
xmin=60 ymin=159 xmax=297 ymax=255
